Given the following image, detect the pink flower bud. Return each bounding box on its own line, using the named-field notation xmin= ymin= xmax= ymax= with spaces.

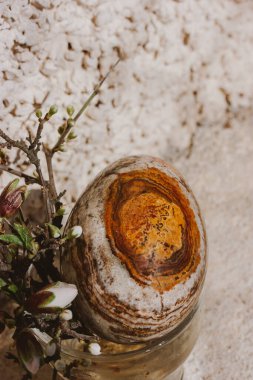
xmin=0 ymin=179 xmax=27 ymax=218
xmin=25 ymin=281 xmax=78 ymax=314
xmin=16 ymin=329 xmax=43 ymax=374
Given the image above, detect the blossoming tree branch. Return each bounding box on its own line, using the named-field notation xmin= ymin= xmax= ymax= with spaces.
xmin=0 ymin=59 xmax=120 ymax=380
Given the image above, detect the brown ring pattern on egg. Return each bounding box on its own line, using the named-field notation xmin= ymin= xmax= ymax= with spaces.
xmin=105 ymin=168 xmax=201 ymax=292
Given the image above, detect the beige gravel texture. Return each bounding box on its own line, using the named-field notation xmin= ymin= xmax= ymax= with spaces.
xmin=0 ymin=1 xmax=253 ymax=379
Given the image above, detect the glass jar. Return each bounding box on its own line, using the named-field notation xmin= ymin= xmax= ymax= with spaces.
xmin=38 ymin=305 xmax=200 ymax=380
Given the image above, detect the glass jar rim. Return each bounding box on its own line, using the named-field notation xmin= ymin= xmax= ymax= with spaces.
xmin=55 ymin=303 xmax=199 ymax=362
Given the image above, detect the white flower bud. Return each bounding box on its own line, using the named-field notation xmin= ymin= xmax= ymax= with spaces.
xmin=59 ymin=309 xmax=73 ymax=321
xmin=25 ymin=282 xmax=78 ymax=313
xmin=66 ymin=225 xmax=83 ymax=239
xmin=88 ymin=342 xmax=101 ymax=356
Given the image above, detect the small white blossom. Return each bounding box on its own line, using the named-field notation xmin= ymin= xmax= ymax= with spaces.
xmin=59 ymin=309 xmax=73 ymax=321
xmin=67 ymin=225 xmax=83 ymax=239
xmin=88 ymin=342 xmax=101 ymax=356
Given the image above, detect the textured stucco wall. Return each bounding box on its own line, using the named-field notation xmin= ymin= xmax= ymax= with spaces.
xmin=0 ymin=1 xmax=253 ymax=379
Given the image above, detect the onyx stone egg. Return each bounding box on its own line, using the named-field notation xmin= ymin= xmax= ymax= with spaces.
xmin=62 ymin=156 xmax=207 ymax=343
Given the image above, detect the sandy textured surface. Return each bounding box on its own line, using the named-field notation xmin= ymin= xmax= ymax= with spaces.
xmin=0 ymin=0 xmax=253 ymax=379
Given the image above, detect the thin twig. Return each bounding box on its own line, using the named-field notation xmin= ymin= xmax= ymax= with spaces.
xmin=73 ymin=58 xmax=120 ymax=122
xmin=52 ymin=58 xmax=120 ymax=154
xmin=29 ymin=118 xmax=46 ymax=150
xmin=0 ymin=58 xmax=120 ymax=223
xmin=0 ymin=142 xmax=10 ymax=149
xmin=26 ymin=130 xmax=33 ymax=145
xmin=35 ymin=164 xmax=51 ymax=221
xmin=21 ymin=91 xmax=50 ymax=129
xmin=56 ymin=190 xmax=66 ymax=201
xmin=0 ymin=129 xmax=28 ymax=153
xmin=60 ymin=321 xmax=100 ymax=342
xmin=44 ymin=146 xmax=57 ymax=200
xmin=18 ymin=207 xmax=26 ymax=224
xmin=0 ymin=164 xmax=38 ymax=184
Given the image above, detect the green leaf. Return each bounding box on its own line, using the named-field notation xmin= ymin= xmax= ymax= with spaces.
xmin=47 ymin=224 xmax=61 ymax=238
xmin=55 ymin=207 xmax=65 ymax=217
xmin=13 ymin=223 xmax=34 ymax=251
xmin=7 ymin=178 xmax=19 ymax=192
xmin=0 ymin=234 xmax=23 ymax=246
xmin=0 ymin=278 xmax=7 ymax=289
xmin=8 ymin=284 xmax=18 ymax=294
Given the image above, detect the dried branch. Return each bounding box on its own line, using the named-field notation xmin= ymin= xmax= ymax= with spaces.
xmin=0 ymin=129 xmax=28 ymax=153
xmin=44 ymin=147 xmax=57 ymax=200
xmin=0 ymin=164 xmax=38 ymax=184
xmin=21 ymin=91 xmax=50 ymax=129
xmin=0 ymin=59 xmax=116 ymax=375
xmin=0 ymin=141 xmax=11 ymax=149
xmin=60 ymin=320 xmax=99 ymax=342
xmin=29 ymin=118 xmax=46 ymax=150
xmin=52 ymin=58 xmax=120 ymax=154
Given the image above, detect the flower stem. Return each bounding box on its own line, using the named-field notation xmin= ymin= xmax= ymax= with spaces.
xmin=52 ymin=58 xmax=120 ymax=154
xmin=0 ymin=164 xmax=38 ymax=184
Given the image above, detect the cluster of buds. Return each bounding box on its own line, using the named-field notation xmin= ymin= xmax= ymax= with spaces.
xmin=16 ymin=282 xmax=78 ymax=374
xmin=0 ymin=62 xmax=120 ymax=378
xmin=0 ymin=179 xmax=27 ymax=218
xmin=46 ymin=224 xmax=83 ymax=240
xmin=35 ymin=105 xmax=58 ymax=121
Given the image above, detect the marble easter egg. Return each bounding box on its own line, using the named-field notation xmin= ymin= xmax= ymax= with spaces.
xmin=62 ymin=156 xmax=207 ymax=343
